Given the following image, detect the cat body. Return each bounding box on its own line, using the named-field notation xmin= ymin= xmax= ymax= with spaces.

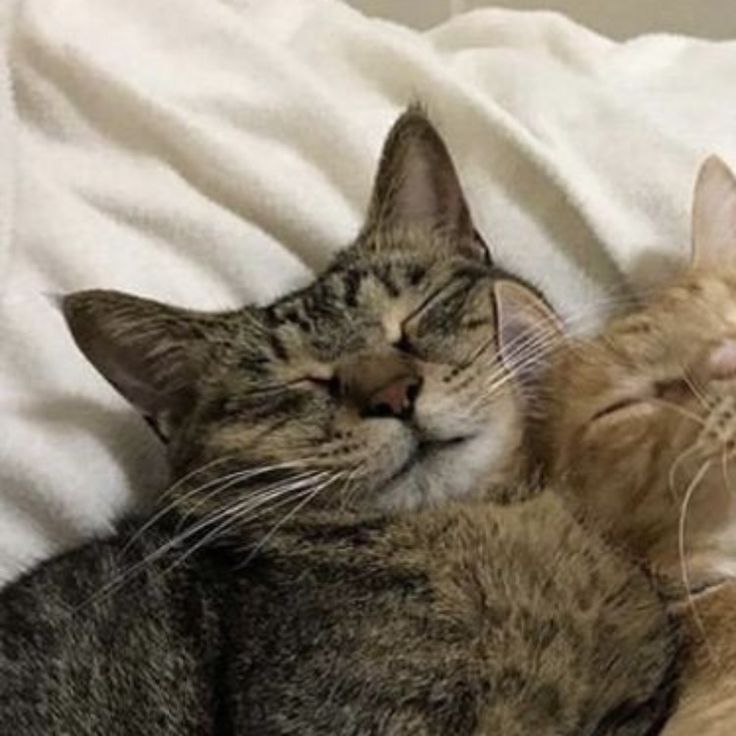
xmin=0 ymin=108 xmax=681 ymax=734
xmin=1 ymin=496 xmax=677 ymax=735
xmin=519 ymin=157 xmax=736 ymax=735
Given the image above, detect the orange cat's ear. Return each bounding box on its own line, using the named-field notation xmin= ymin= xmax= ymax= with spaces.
xmin=494 ymin=280 xmax=565 ymax=392
xmin=692 ymin=155 xmax=736 ymax=268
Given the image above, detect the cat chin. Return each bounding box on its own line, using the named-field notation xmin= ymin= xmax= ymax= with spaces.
xmin=373 ymin=427 xmax=514 ymax=511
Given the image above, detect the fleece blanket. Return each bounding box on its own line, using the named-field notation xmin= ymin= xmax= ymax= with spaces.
xmin=1 ymin=0 xmax=736 ymax=584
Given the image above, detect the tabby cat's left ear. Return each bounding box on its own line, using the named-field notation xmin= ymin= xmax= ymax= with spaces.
xmin=494 ymin=279 xmax=565 ymax=394
xmin=363 ymin=105 xmax=487 ymax=260
xmin=692 ymin=155 xmax=736 ymax=268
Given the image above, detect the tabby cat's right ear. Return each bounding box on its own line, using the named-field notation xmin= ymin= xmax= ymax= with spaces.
xmin=692 ymin=155 xmax=736 ymax=268
xmin=362 ymin=105 xmax=487 ymax=261
xmin=62 ymin=290 xmax=215 ymax=438
xmin=494 ymin=280 xmax=565 ymax=395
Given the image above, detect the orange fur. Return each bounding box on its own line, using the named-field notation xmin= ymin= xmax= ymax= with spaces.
xmin=533 ymin=157 xmax=736 ymax=733
xmin=664 ymin=582 xmax=736 ymax=734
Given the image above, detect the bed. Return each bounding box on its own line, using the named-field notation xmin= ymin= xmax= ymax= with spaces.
xmin=1 ymin=0 xmax=736 ymax=583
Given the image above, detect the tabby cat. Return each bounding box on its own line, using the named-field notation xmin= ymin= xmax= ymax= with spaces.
xmin=502 ymin=156 xmax=736 ymax=735
xmin=0 ymin=108 xmax=679 ymax=735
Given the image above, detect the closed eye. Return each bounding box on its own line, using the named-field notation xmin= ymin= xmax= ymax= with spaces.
xmin=654 ymin=378 xmax=691 ymax=402
xmin=400 ymin=276 xmax=462 ymax=325
xmin=305 ymin=375 xmax=342 ymax=399
xmin=590 ymin=397 xmax=645 ymax=422
xmin=589 ymin=378 xmax=691 ymax=424
xmin=393 ymin=333 xmax=417 ymax=356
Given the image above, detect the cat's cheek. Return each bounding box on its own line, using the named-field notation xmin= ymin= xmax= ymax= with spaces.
xmin=415 ymin=365 xmax=507 ymax=439
xmin=576 ymin=412 xmax=660 ymax=481
xmin=361 ymin=419 xmax=416 ymax=467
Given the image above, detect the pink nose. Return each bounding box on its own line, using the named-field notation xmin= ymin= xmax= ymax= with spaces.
xmin=367 ymin=376 xmax=422 ymax=420
xmin=707 ymin=339 xmax=736 ymax=380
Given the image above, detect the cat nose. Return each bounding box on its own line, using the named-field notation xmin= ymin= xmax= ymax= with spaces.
xmin=707 ymin=339 xmax=736 ymax=380
xmin=365 ymin=375 xmax=423 ymax=420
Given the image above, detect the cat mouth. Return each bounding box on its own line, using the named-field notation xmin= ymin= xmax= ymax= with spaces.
xmin=387 ymin=435 xmax=469 ymax=482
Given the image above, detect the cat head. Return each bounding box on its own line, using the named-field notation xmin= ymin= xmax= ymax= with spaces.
xmin=500 ymin=156 xmax=736 ymax=583
xmin=63 ymin=107 xmax=529 ymax=513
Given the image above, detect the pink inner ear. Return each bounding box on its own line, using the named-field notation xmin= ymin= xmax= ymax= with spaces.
xmin=692 ymin=156 xmax=736 ymax=267
xmin=707 ymin=339 xmax=736 ymax=379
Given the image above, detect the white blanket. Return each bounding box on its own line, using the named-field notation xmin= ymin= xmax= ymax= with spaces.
xmin=2 ymin=0 xmax=736 ymax=583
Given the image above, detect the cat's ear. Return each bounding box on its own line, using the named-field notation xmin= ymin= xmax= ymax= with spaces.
xmin=363 ymin=105 xmax=487 ymax=260
xmin=494 ymin=279 xmax=565 ymax=393
xmin=62 ymin=290 xmax=214 ymax=437
xmin=692 ymin=155 xmax=736 ymax=268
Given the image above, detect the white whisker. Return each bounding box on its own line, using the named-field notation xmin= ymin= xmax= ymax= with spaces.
xmin=668 ymin=445 xmax=700 ymax=503
xmin=75 ymin=468 xmax=329 ymax=613
xmin=124 ymin=459 xmax=311 ymax=554
xmin=173 ymin=463 xmax=319 ymax=531
xmin=678 ymin=459 xmax=718 ymax=663
xmin=681 ymin=368 xmax=712 ymax=413
xmin=239 ymin=473 xmax=341 ymax=567
xmin=651 ymin=399 xmax=707 ymax=429
xmin=158 ymin=473 xmax=335 ymax=577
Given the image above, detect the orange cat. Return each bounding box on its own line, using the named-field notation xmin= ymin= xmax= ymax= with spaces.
xmin=495 ymin=156 xmax=736 ymax=734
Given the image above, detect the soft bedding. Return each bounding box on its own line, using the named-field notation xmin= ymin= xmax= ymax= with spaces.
xmin=1 ymin=0 xmax=736 ymax=583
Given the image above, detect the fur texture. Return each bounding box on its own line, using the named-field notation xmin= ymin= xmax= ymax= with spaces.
xmin=0 ymin=497 xmax=679 ymax=735
xmin=0 ymin=108 xmax=681 ymax=735
xmin=520 ymin=156 xmax=736 ymax=735
xmin=535 ymin=157 xmax=736 ymax=584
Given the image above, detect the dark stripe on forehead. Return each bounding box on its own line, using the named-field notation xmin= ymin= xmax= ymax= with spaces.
xmin=375 ymin=263 xmax=400 ymax=297
xmin=283 ymin=307 xmax=312 ymax=332
xmin=407 ymin=264 xmax=427 ymax=286
xmin=304 ymin=283 xmax=342 ymax=321
xmin=261 ymin=303 xmax=282 ymax=328
xmin=238 ymin=352 xmax=269 ymax=374
xmin=342 ymin=268 xmax=363 ymax=307
xmin=268 ymin=332 xmax=288 ymax=361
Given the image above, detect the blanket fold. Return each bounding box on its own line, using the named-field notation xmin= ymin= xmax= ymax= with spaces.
xmin=1 ymin=0 xmax=736 ymax=582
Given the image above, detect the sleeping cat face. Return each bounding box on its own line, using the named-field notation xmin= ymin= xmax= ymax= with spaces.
xmin=507 ymin=156 xmax=736 ymax=581
xmin=63 ymin=108 xmax=527 ymax=512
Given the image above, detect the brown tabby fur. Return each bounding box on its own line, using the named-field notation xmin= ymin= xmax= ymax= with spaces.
xmin=0 ymin=107 xmax=680 ymax=734
xmin=522 ymin=157 xmax=736 ymax=735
